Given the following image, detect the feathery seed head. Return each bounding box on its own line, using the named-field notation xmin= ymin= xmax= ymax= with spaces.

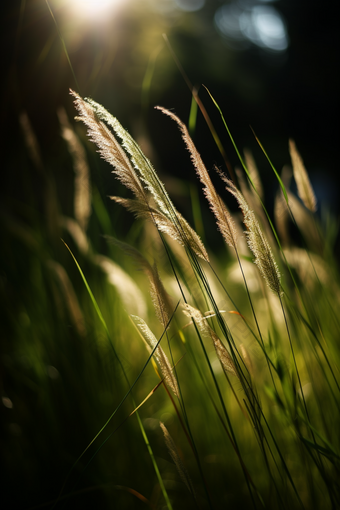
xmin=131 ymin=315 xmax=179 ymax=397
xmin=71 ymin=90 xmax=209 ymax=262
xmin=160 ymin=422 xmax=195 ymax=495
xmin=156 ymin=107 xmax=237 ymax=250
xmin=243 ymin=148 xmax=263 ymax=200
xmin=105 ymin=237 xmax=172 ymax=329
xmin=183 ymin=304 xmax=237 ymax=377
xmin=226 ymin=180 xmax=283 ymax=297
xmin=289 ymin=139 xmax=317 ymax=212
xmin=58 ymin=107 xmax=91 ymax=232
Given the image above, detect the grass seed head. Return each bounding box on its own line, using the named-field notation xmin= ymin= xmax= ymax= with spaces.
xmin=156 ymin=106 xmax=238 ymax=251
xmin=160 ymin=422 xmax=195 ymax=496
xmin=226 ymin=180 xmax=283 ymax=297
xmin=131 ymin=315 xmax=179 ymax=397
xmin=289 ymin=139 xmax=317 ymax=213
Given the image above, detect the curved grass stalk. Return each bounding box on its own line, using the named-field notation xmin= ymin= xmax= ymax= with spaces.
xmin=108 ymin=234 xmax=218 ymax=507
xmin=289 ymin=139 xmax=317 ymax=213
xmin=203 ymin=88 xmax=340 ymax=410
xmin=278 ymin=295 xmax=339 ymax=506
xmin=56 ymin=241 xmax=175 ymax=510
xmin=156 ymin=106 xmax=280 ymax=397
xmin=162 ymin=34 xmax=236 ymax=182
xmin=72 ymin=90 xmax=256 ymax=501
xmin=162 ymin=45 xmax=338 ymax=418
xmin=71 ymin=91 xmax=209 ymax=262
xmin=69 ymin=88 xmax=332 ymax=507
xmin=160 ymin=421 xmax=198 ymax=504
xmin=183 ymin=252 xmax=304 ymax=507
xmin=155 ymin=232 xmax=261 ymax=508
xmin=45 ymin=1 xmax=80 ymax=92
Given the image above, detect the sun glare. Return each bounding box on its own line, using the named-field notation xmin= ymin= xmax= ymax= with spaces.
xmin=70 ymin=0 xmax=127 ymax=19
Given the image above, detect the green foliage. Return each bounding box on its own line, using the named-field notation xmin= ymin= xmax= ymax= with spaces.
xmin=1 ymin=91 xmax=340 ymax=510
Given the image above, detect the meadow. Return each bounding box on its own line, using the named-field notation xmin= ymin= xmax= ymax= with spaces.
xmin=1 ymin=69 xmax=339 ymax=510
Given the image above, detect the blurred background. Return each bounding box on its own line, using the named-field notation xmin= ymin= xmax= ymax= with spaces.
xmin=2 ymin=0 xmax=339 ymax=224
xmin=1 ymin=1 xmax=339 ymax=509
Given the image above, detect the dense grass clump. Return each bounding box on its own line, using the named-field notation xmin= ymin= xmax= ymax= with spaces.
xmin=1 ymin=89 xmax=339 ymax=510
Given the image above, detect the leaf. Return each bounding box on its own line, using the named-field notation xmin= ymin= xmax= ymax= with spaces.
xmin=300 ymin=437 xmax=340 ymax=464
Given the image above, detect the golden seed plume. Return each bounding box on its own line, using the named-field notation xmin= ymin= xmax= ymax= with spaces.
xmin=182 ymin=303 xmax=210 ymax=335
xmin=239 ymin=343 xmax=254 ymax=375
xmin=156 ymin=107 xmax=238 ymax=251
xmin=274 ymin=189 xmax=290 ymax=248
xmin=235 ymin=166 xmax=273 ymax=243
xmin=226 ymin=180 xmax=283 ymax=297
xmin=183 ymin=304 xmax=237 ymax=377
xmin=47 ymin=260 xmax=86 ymax=337
xmin=149 ymin=262 xmax=172 ymax=328
xmin=58 ymin=107 xmax=92 ymax=232
xmin=211 ymin=331 xmax=238 ymax=377
xmin=243 ymin=148 xmax=263 ymax=200
xmin=160 ymin=422 xmax=195 ymax=496
xmin=110 ymin=196 xmax=209 ymax=261
xmin=274 ymin=166 xmax=292 ymax=248
xmin=105 ymin=237 xmax=173 ymax=329
xmin=287 ymin=190 xmax=322 ymax=252
xmin=71 ymin=90 xmax=209 ymax=262
xmin=289 ymin=139 xmax=317 ymax=212
xmin=70 ymin=90 xmax=145 ymax=203
xmin=131 ymin=315 xmax=179 ymax=397
xmin=235 ymin=167 xmax=256 ymax=210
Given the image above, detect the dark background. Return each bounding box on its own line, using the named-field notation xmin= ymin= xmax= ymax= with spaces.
xmin=1 ymin=0 xmax=339 ymax=225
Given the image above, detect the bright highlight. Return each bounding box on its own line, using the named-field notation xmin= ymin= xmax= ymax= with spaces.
xmin=71 ymin=0 xmax=126 ymax=19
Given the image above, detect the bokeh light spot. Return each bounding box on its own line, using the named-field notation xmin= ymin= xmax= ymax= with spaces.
xmin=2 ymin=397 xmax=13 ymax=409
xmin=247 ymin=6 xmax=288 ymax=51
xmin=215 ymin=3 xmax=245 ymax=41
xmin=215 ymin=1 xmax=288 ymax=53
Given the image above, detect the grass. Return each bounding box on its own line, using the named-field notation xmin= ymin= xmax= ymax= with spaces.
xmin=1 ymin=87 xmax=339 ymax=510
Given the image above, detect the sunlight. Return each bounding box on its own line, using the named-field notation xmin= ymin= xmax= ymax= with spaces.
xmin=70 ymin=0 xmax=127 ymax=19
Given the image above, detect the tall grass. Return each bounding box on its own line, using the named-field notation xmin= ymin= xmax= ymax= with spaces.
xmin=1 ymin=89 xmax=339 ymax=510
xmin=69 ymin=90 xmax=340 ymax=509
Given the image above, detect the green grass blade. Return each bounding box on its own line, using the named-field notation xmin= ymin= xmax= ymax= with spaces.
xmin=141 ymin=45 xmax=162 ymax=114
xmin=45 ymin=1 xmax=80 ymax=92
xmin=60 ymin=239 xmax=174 ymax=510
xmin=250 ymin=127 xmax=288 ymax=204
xmin=188 ymin=92 xmax=198 ymax=137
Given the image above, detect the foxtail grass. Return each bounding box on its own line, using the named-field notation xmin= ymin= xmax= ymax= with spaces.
xmin=24 ymin=89 xmax=338 ymax=510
